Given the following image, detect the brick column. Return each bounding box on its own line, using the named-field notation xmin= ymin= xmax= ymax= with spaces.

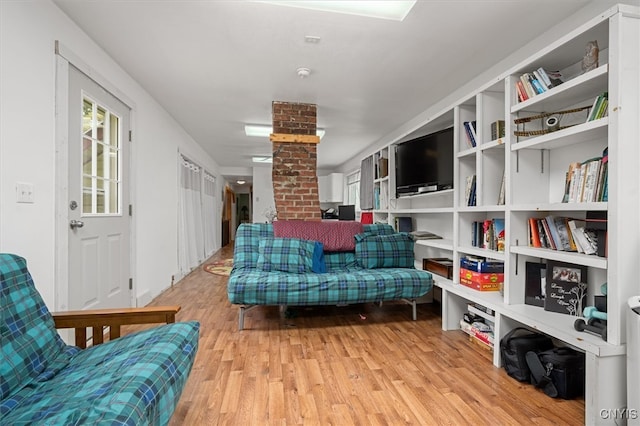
xmin=271 ymin=101 xmax=321 ymax=221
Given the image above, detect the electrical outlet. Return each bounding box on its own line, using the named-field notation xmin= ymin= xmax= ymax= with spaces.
xmin=16 ymin=182 xmax=34 ymax=203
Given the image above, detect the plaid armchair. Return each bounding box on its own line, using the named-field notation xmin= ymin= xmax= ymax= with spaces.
xmin=0 ymin=253 xmax=199 ymax=425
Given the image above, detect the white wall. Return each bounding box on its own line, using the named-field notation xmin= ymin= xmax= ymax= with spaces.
xmin=0 ymin=0 xmax=222 ymax=309
xmin=252 ymin=165 xmax=274 ymax=223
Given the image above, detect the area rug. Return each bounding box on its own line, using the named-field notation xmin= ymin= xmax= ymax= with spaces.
xmin=204 ymin=259 xmax=233 ymax=276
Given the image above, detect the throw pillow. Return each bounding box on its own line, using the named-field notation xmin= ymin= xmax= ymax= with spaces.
xmin=257 ymin=237 xmax=326 ymax=274
xmin=354 ymin=233 xmax=415 ymax=269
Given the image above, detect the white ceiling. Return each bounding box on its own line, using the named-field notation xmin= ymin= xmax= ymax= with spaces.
xmin=53 ymin=0 xmax=594 ymax=186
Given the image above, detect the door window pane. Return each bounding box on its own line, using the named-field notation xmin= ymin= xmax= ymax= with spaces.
xmin=82 ymin=96 xmax=121 ymax=215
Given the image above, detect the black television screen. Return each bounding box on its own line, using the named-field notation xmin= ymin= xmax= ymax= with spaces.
xmin=395 ymin=127 xmax=454 ymax=196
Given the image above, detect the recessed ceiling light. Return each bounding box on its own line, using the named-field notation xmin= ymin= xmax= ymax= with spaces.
xmin=245 ymin=124 xmax=325 ymax=139
xmin=257 ymin=1 xmax=417 ymax=21
xmin=305 ymin=35 xmax=321 ymax=44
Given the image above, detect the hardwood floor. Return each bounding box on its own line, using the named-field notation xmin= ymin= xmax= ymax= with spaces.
xmin=128 ymin=245 xmax=585 ymax=425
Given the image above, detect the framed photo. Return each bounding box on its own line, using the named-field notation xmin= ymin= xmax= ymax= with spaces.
xmin=525 ymin=262 xmax=546 ymax=307
xmin=544 ymin=260 xmax=588 ymax=316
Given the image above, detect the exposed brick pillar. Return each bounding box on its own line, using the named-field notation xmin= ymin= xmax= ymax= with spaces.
xmin=271 ymin=101 xmax=321 ymax=221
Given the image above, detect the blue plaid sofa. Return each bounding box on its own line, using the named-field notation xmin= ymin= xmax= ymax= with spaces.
xmin=0 ymin=253 xmax=199 ymax=425
xmin=228 ymin=223 xmax=433 ymax=330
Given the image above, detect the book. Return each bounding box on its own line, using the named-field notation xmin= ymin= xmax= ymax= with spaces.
xmin=545 ymin=215 xmax=564 ymax=250
xmin=568 ymin=219 xmax=595 ymax=254
xmin=463 ymin=121 xmax=475 ymax=147
xmin=410 ymin=230 xmax=442 ymax=240
xmin=482 ymin=219 xmax=493 ymax=249
xmin=463 ymin=121 xmax=477 ymax=147
xmin=492 ymin=218 xmax=505 ymax=252
xmin=562 ymin=162 xmax=581 ymax=203
xmin=490 ymin=120 xmax=505 ymax=140
xmin=395 ymin=216 xmax=412 ymax=233
xmin=563 ymin=217 xmax=578 ymax=252
xmin=529 ymin=217 xmax=542 ymax=248
xmin=497 ymin=171 xmax=506 ymax=205
xmin=529 ymin=73 xmax=546 ymax=94
xmin=535 ymin=67 xmax=554 ymax=88
xmin=553 ymin=216 xmax=574 ymax=251
xmin=541 ymin=218 xmax=557 ymax=250
xmin=520 ymin=74 xmax=535 ymax=98
xmin=515 ymin=80 xmax=528 ymax=102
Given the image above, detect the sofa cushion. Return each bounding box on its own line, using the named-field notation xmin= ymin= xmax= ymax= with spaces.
xmin=0 ymin=254 xmax=78 ymax=402
xmin=273 ymin=220 xmax=364 ymax=252
xmin=228 ymin=268 xmax=432 ymax=306
xmin=355 ymin=233 xmax=415 ymax=269
xmin=257 ymin=237 xmax=326 ymax=274
xmin=1 ymin=321 xmax=200 ymax=425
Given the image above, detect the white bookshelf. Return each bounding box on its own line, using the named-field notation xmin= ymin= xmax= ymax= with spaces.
xmin=364 ymin=4 xmax=639 ymax=423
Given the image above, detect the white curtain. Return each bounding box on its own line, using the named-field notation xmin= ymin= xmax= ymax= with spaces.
xmin=178 ymin=156 xmax=205 ymax=276
xmin=202 ymin=172 xmax=217 ymax=258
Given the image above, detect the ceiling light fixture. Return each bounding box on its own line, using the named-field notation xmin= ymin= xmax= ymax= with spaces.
xmin=245 ymin=124 xmax=325 ymax=139
xmin=297 ymin=67 xmax=311 ymax=78
xmin=236 ymin=180 xmax=246 ymax=185
xmin=258 ymin=1 xmax=417 ymax=21
xmin=252 ymin=156 xmax=273 ymax=164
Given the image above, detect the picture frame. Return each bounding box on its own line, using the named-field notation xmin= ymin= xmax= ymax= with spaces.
xmin=544 ymin=260 xmax=588 ymax=316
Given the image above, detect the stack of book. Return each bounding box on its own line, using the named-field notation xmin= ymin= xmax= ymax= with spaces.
xmin=464 ymin=175 xmax=476 ymax=206
xmin=527 ymin=215 xmax=603 ymax=256
xmin=515 ymin=67 xmax=563 ymax=102
xmin=562 ymin=147 xmax=608 ymax=203
xmin=463 ymin=121 xmax=477 ymax=147
xmin=471 ymin=218 xmax=505 ymax=252
xmin=490 ymin=120 xmax=505 ymax=140
xmin=459 ymin=303 xmax=495 ymax=349
xmin=586 ymin=92 xmax=608 ymax=122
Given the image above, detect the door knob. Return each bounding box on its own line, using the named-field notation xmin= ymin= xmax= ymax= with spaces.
xmin=69 ymin=219 xmax=84 ymax=229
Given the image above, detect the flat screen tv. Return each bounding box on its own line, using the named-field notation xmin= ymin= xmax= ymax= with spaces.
xmin=395 ymin=127 xmax=454 ymax=197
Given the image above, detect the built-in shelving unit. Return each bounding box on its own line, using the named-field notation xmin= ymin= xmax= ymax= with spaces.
xmin=364 ymin=5 xmax=639 ymax=424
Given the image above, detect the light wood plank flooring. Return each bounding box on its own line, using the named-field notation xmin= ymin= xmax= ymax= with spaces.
xmin=127 ymin=245 xmax=584 ymax=425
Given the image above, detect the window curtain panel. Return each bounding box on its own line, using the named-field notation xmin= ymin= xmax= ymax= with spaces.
xmin=178 ymin=156 xmax=205 ymax=276
xmin=359 ymin=155 xmax=374 ymax=210
xmin=202 ymin=172 xmax=217 ymax=258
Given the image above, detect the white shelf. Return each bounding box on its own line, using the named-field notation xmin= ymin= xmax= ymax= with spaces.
xmin=512 ymin=118 xmax=608 ymax=151
xmin=510 ymin=202 xmax=607 ymax=212
xmin=458 ymin=205 xmax=506 ymax=213
xmin=500 ymin=303 xmax=625 ymax=357
xmin=479 ymin=139 xmax=506 ymax=151
xmin=510 ymin=245 xmax=608 ymax=269
xmin=392 ymin=207 xmax=454 ymax=214
xmin=511 ymin=64 xmax=608 ymax=114
xmin=415 ymin=238 xmax=453 ymax=251
xmin=457 ymin=246 xmax=506 ymax=261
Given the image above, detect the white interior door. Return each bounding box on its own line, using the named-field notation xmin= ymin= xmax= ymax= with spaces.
xmin=67 ymin=65 xmax=131 ymax=311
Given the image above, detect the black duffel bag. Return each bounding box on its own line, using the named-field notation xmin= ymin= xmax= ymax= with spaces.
xmin=526 ymin=346 xmax=585 ymax=399
xmin=500 ymin=327 xmax=554 ymax=382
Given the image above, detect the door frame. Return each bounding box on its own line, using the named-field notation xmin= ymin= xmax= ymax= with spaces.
xmin=54 ymin=41 xmax=137 ymax=311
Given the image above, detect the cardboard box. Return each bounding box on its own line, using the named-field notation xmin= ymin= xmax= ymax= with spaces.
xmin=423 ymin=258 xmax=453 ymax=279
xmin=460 ymin=257 xmax=504 ymax=273
xmin=460 ymin=268 xmax=503 ymax=291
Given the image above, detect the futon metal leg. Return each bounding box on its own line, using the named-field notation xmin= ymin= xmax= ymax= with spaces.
xmin=238 ymin=305 xmax=257 ymax=331
xmin=401 ymin=298 xmax=418 ymax=320
xmin=239 ymin=306 xmax=245 ymax=331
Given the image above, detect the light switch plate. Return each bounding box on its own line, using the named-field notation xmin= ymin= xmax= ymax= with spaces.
xmin=16 ymin=182 xmax=34 ymax=203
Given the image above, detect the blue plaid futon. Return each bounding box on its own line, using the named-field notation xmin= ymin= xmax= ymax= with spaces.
xmin=0 ymin=253 xmax=199 ymax=425
xmin=228 ymin=223 xmax=433 ymax=307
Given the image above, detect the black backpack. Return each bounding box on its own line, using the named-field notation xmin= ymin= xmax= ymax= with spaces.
xmin=500 ymin=327 xmax=554 ymax=382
